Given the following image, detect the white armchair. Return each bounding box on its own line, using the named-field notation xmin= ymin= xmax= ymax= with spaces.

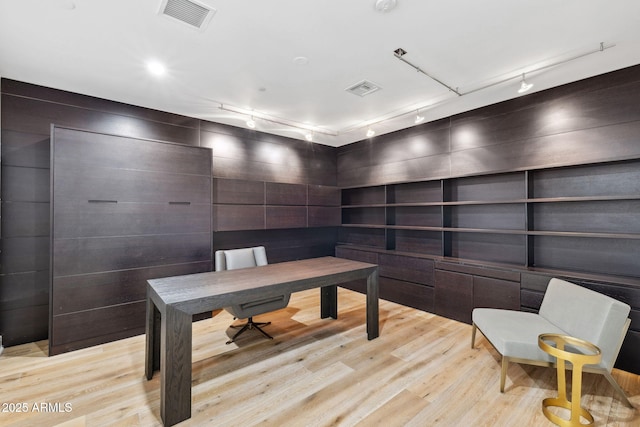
xmin=472 ymin=278 xmax=632 ymax=407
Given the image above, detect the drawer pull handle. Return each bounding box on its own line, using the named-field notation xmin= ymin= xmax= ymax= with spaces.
xmin=88 ymin=200 xmax=118 ymax=203
xmin=169 ymin=201 xmax=191 ymax=205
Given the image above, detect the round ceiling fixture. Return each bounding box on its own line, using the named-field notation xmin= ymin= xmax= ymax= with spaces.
xmin=293 ymin=56 xmax=309 ymax=66
xmin=375 ymin=0 xmax=397 ymax=12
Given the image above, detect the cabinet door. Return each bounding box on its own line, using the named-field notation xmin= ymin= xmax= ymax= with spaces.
xmin=473 ymin=276 xmax=520 ymax=310
xmin=434 ymin=270 xmax=473 ymax=324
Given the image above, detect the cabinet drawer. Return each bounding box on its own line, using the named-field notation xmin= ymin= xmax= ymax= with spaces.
xmin=379 ymin=253 xmax=434 ymax=286
xmin=380 ymin=277 xmax=434 ymax=312
xmin=335 ymin=247 xmax=378 ymax=264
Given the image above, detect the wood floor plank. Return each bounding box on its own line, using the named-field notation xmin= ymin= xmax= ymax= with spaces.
xmin=1 ymin=288 xmax=638 ymax=427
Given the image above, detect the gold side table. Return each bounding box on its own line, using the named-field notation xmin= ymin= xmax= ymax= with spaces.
xmin=538 ymin=333 xmax=602 ymax=427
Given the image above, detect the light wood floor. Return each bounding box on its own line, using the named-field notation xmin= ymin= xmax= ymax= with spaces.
xmin=1 ymin=288 xmax=638 ymax=427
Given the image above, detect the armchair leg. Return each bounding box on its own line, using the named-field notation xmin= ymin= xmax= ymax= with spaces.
xmin=500 ymin=357 xmax=508 ymax=393
xmin=471 ymin=323 xmax=477 ymax=349
xmin=603 ymin=371 xmax=634 ymax=408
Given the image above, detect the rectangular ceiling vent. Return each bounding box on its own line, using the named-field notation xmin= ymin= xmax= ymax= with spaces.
xmin=159 ymin=0 xmax=216 ymax=30
xmin=345 ymin=80 xmax=382 ymax=97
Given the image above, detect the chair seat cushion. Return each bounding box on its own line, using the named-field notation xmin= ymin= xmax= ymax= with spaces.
xmin=473 ymin=308 xmax=566 ymax=362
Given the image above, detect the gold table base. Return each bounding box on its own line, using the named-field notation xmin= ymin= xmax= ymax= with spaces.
xmin=538 ymin=333 xmax=602 ymax=427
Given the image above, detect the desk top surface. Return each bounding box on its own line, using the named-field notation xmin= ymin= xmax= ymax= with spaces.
xmin=147 ymin=256 xmax=377 ymax=310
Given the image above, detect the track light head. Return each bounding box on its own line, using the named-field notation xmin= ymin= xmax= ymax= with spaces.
xmin=518 ymin=73 xmax=533 ymax=94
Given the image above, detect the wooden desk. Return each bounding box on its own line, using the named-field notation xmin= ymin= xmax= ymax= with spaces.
xmin=145 ymin=256 xmax=379 ymax=426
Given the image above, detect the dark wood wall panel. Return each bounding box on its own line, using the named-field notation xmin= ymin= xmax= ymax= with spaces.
xmin=2 ymin=201 xmax=50 ymax=238
xmin=338 ymin=65 xmax=640 ymax=188
xmin=265 ymin=206 xmax=307 ymax=229
xmin=450 ymin=121 xmax=640 ymax=177
xmin=54 ymin=202 xmax=211 ymax=238
xmin=213 ymin=228 xmax=338 ymax=264
xmin=53 ymin=128 xmax=210 ymax=174
xmin=52 ymin=262 xmax=212 ymax=315
xmin=1 ymin=78 xmax=338 ymax=351
xmin=266 ymin=182 xmax=307 ymax=205
xmin=0 ymin=236 xmax=49 ymax=274
xmin=450 ymin=72 xmax=640 ymax=153
xmin=1 ymin=130 xmax=50 ymax=168
xmin=53 ymin=232 xmax=212 ymax=278
xmin=339 ymin=153 xmax=451 ymax=188
xmin=202 ymin=125 xmax=336 ymax=186
xmin=1 ymin=79 xmax=201 ymax=129
xmin=308 ymin=206 xmax=341 ymax=227
xmin=213 ymin=205 xmax=265 ymax=231
xmin=2 ymin=165 xmax=50 ymax=202
xmin=1 ymin=92 xmax=200 ymax=146
xmin=308 ymin=185 xmax=340 ymax=206
xmin=50 ymin=302 xmax=147 ymax=354
xmin=54 ymin=167 xmax=211 ymax=203
xmin=213 ymin=178 xmax=265 ymax=204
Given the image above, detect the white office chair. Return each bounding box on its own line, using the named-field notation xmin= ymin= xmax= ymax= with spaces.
xmin=214 ymin=246 xmax=291 ymax=344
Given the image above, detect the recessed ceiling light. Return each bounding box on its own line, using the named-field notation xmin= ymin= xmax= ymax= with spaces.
xmin=375 ymin=0 xmax=397 ymax=12
xmin=58 ymin=1 xmax=76 ymax=10
xmin=293 ymin=56 xmax=309 ymax=66
xmin=305 ymin=132 xmax=313 ymax=142
xmin=366 ymin=129 xmax=375 ymax=138
xmin=246 ymin=118 xmax=256 ymax=128
xmin=146 ymin=61 xmax=166 ymax=77
xmin=415 ymin=111 xmax=425 ymax=124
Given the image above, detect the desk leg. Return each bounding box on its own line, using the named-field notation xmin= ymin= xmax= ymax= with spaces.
xmin=366 ymin=270 xmax=379 ymax=340
xmin=145 ymin=297 xmax=161 ymax=380
xmin=160 ymin=306 xmax=193 ymax=427
xmin=320 ymin=285 xmax=338 ymax=319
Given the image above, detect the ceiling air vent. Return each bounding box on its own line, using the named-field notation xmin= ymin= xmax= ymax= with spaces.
xmin=345 ymin=80 xmax=382 ymax=97
xmin=159 ymin=0 xmax=216 ymax=30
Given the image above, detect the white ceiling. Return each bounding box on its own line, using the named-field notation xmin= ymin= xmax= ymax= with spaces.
xmin=1 ymin=0 xmax=639 ymax=147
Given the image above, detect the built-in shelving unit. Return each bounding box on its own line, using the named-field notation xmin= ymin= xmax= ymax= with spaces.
xmin=337 ymin=159 xmax=640 ymax=374
xmin=340 ymin=160 xmax=640 ymax=277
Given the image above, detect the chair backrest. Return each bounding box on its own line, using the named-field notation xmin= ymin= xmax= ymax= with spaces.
xmin=539 ymin=278 xmax=631 ymax=371
xmin=215 ymin=246 xmax=268 ymax=271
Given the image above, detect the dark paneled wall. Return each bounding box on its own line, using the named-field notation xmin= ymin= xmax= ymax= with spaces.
xmin=0 ymin=79 xmax=338 ymax=348
xmin=338 ymin=65 xmax=640 ymax=187
xmin=336 ymin=64 xmax=640 ymax=374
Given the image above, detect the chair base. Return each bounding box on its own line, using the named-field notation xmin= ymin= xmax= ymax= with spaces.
xmin=226 ymin=317 xmax=273 ymax=344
